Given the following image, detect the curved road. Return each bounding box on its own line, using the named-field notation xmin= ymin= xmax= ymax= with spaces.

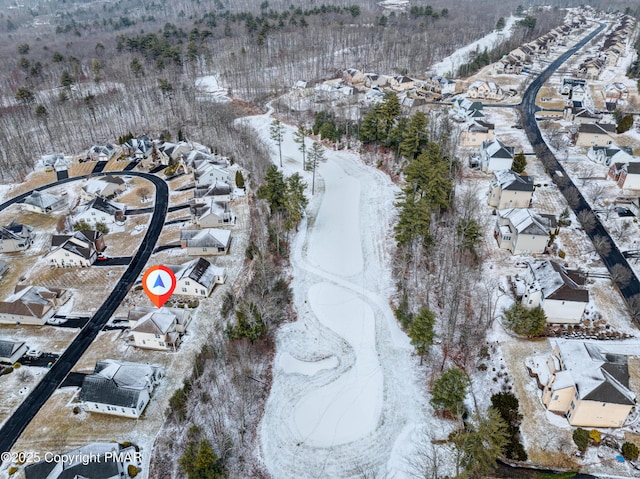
xmin=519 ymin=23 xmax=640 ymax=312
xmin=0 ymin=171 xmax=168 ymax=456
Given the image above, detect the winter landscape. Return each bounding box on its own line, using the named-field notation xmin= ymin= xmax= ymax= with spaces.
xmin=0 ymin=0 xmax=640 ymax=478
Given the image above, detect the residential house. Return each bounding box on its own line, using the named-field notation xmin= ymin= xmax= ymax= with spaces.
xmin=0 ymin=285 xmax=70 ymax=325
xmin=157 ymin=141 xmax=195 ymax=166
xmin=0 ymin=339 xmax=28 ymax=364
xmin=343 ymin=68 xmax=365 ymax=85
xmin=74 ymin=197 xmax=125 ymax=225
xmin=122 ymin=135 xmax=153 ymax=159
xmin=563 ymin=106 xmax=602 ymax=125
xmin=190 ymin=199 xmax=234 ymax=227
xmin=494 ymin=208 xmax=552 ymax=255
xmin=390 ymin=75 xmax=415 ymax=91
xmin=194 ymin=181 xmax=232 ymax=202
xmin=575 ymin=122 xmax=616 ymax=147
xmin=24 ymin=442 xmax=135 ymax=479
xmin=480 ymin=139 xmax=515 ymax=172
xmin=497 ymin=56 xmax=524 ymax=74
xmin=608 ymin=162 xmax=640 ymax=189
xmin=363 ymin=73 xmax=390 ymax=89
xmin=535 ymin=340 xmax=635 ymax=428
xmin=0 ymin=221 xmax=33 ymax=253
xmin=577 ymin=58 xmax=605 ymax=80
xmin=41 ymin=153 xmax=65 ymax=169
xmin=587 ymin=144 xmax=634 ymax=166
xmin=194 ymin=163 xmax=231 ymax=188
xmin=87 ymin=144 xmax=117 ymax=162
xmin=47 ymin=230 xmax=105 ymax=267
xmin=425 ymin=75 xmax=457 ymax=96
xmin=171 ymin=257 xmax=226 ymax=297
xmin=560 ymin=78 xmax=586 ymax=97
xmin=180 ymin=229 xmax=231 ymax=256
xmin=488 ymin=170 xmax=535 ymax=209
xmin=21 ymin=190 xmax=66 ymax=214
xmin=128 ymin=307 xmax=192 ymax=351
xmin=79 ymin=359 xmax=163 ymax=418
xmin=509 ymin=44 xmax=535 ymax=63
xmin=603 ymin=83 xmax=629 ymax=102
xmin=459 ymin=120 xmax=495 ymax=147
xmin=80 ymin=175 xmax=126 ymax=201
xmin=467 ymin=80 xmax=504 ymax=100
xmin=521 ymin=261 xmax=589 ymax=323
xmin=451 ymin=98 xmax=485 ymax=122
xmin=184 ymin=149 xmax=228 ymax=170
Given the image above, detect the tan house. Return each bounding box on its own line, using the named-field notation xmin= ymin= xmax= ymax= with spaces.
xmin=494 ymin=208 xmax=552 ymax=255
xmin=534 ymin=340 xmax=636 ymax=428
xmin=488 ymin=170 xmax=534 ymax=209
xmin=459 ymin=120 xmax=495 ymax=147
xmin=128 ymin=307 xmax=192 ymax=351
xmin=575 ymin=122 xmax=616 ymax=147
xmin=467 ymin=80 xmax=504 ymax=100
xmin=0 ymin=285 xmax=71 ymax=325
xmin=0 ymin=221 xmax=33 ymax=253
xmin=563 ymin=106 xmax=602 ymax=125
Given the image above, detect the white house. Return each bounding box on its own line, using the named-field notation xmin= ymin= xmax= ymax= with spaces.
xmin=24 ymin=443 xmax=135 ymax=479
xmin=480 ymin=139 xmax=515 ymax=172
xmin=47 ymin=230 xmax=105 ymax=268
xmin=87 ymin=144 xmax=117 ymax=162
xmin=194 ymin=181 xmax=232 ymax=202
xmin=521 ymin=261 xmax=589 ymax=323
xmin=608 ymin=162 xmax=640 ymax=189
xmin=0 ymin=285 xmax=71 ymax=325
xmin=21 ymin=190 xmax=66 ymax=214
xmin=587 ymin=144 xmax=634 ymax=166
xmin=79 ymin=359 xmax=163 ymax=418
xmin=194 ymin=163 xmax=231 ymax=188
xmin=170 ymin=257 xmax=226 ymax=297
xmin=0 ymin=221 xmax=33 ymax=253
xmin=0 ymin=339 xmax=28 ymax=364
xmin=451 ymin=98 xmax=485 ymax=122
xmin=190 ymin=199 xmax=234 ymax=228
xmin=494 ymin=208 xmax=552 ymax=255
xmin=575 ymin=122 xmax=616 ymax=147
xmin=488 ymin=170 xmax=535 ymax=209
xmin=81 ymin=176 xmax=126 ymax=201
xmin=180 ymin=229 xmax=231 ymax=256
xmin=128 ymin=307 xmax=192 ymax=351
xmin=74 ymin=197 xmax=125 ymax=225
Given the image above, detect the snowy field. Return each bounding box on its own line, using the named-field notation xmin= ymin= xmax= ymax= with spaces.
xmin=243 ymin=110 xmax=431 ymax=478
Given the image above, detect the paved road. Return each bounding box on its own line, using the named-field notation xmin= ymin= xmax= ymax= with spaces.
xmin=91 ymin=160 xmax=108 ymax=173
xmin=0 ymin=171 xmax=168 ymax=457
xmin=519 ymin=22 xmax=640 ymax=315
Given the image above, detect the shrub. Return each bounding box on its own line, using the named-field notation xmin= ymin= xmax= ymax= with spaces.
xmin=558 ymin=250 xmax=566 ymax=259
xmin=128 ymin=465 xmax=139 ymax=477
xmin=589 ymin=429 xmax=601 ymax=445
xmin=503 ymin=302 xmax=547 ymax=337
xmin=622 ymin=441 xmax=639 ymax=461
xmin=617 ymin=114 xmax=634 ymax=134
xmin=13 ymin=362 xmax=21 ymax=369
xmin=8 ymin=466 xmax=18 ymax=475
xmin=573 ymin=427 xmax=589 ymax=453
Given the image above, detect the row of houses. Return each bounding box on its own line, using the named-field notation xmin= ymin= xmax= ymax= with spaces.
xmin=498 ymin=15 xmax=588 ymax=74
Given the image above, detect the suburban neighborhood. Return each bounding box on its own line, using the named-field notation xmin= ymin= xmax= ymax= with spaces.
xmin=0 ymin=2 xmax=640 ymax=479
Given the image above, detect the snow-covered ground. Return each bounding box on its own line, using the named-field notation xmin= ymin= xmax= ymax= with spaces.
xmin=429 ymin=15 xmax=519 ymax=77
xmin=244 ymin=111 xmax=429 ymax=477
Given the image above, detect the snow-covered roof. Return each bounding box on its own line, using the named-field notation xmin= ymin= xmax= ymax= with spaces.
xmin=552 ymin=340 xmax=635 ymax=405
xmin=498 ymin=208 xmax=550 ymax=236
xmin=172 ymin=257 xmax=225 ymax=289
xmin=493 ymin=170 xmax=534 ymax=192
xmin=22 ymin=190 xmax=65 ymax=210
xmin=82 ymin=176 xmax=124 ymax=196
xmin=482 ymin=139 xmax=515 ymax=159
xmin=526 ymin=260 xmax=589 ymax=303
xmin=181 ymin=229 xmax=231 ymax=249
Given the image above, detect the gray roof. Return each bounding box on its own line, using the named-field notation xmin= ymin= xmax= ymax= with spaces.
xmin=493 ymin=170 xmax=534 ymax=192
xmin=579 ymin=122 xmax=616 ymax=134
xmin=22 ymin=190 xmax=64 ymax=210
xmin=0 ymin=339 xmax=25 ymax=360
xmin=24 ymin=443 xmax=125 ymax=479
xmin=181 ymin=229 xmax=231 ymax=249
xmin=79 ymin=359 xmax=162 ymax=408
xmin=483 ymin=139 xmax=515 ymax=160
xmin=499 ymin=208 xmax=550 ymax=236
xmin=527 ymin=260 xmax=589 ymax=303
xmin=172 ymin=257 xmax=224 ymax=289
